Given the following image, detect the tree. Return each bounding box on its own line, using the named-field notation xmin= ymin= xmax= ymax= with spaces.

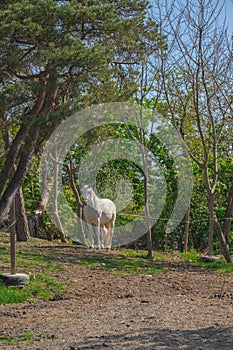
xmin=156 ymin=0 xmax=233 ymax=261
xmin=1 ymin=113 xmax=30 ymax=241
xmin=0 ymin=0 xmax=162 ymax=234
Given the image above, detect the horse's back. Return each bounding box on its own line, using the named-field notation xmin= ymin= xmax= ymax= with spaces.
xmin=84 ymin=200 xmax=116 ymax=225
xmin=98 ymin=198 xmax=116 ymax=214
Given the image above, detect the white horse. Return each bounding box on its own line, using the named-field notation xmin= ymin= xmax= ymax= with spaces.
xmin=81 ymin=185 xmax=116 ymax=249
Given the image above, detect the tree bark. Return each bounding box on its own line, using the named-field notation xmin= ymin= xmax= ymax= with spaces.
xmin=9 ymin=198 xmax=16 ymax=274
xmin=141 ymin=133 xmax=153 ymax=259
xmin=1 ymin=124 xmax=30 ymax=241
xmin=222 ymin=182 xmax=233 ymax=249
xmin=0 ymin=87 xmax=46 ymax=197
xmin=184 ymin=202 xmax=190 ymax=252
xmin=0 ymin=128 xmax=39 ymax=219
xmin=14 ymin=188 xmax=30 ymax=241
xmin=207 ymin=191 xmax=215 ymax=256
xmin=0 ymin=124 xmax=28 ymax=197
xmin=144 ymin=180 xmax=153 ymax=259
xmin=214 ymin=214 xmax=232 ymax=263
xmin=65 ymin=159 xmax=87 ymax=246
xmin=27 ymin=210 xmax=42 ymax=238
xmin=52 ymin=158 xmax=67 ymax=243
xmin=0 ymin=75 xmax=57 ymax=222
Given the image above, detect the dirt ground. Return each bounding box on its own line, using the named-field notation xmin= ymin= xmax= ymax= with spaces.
xmin=0 ymin=240 xmax=233 ymax=350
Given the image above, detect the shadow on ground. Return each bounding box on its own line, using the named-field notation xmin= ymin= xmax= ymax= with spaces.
xmin=67 ymin=326 xmax=233 ymax=350
xmin=27 ymin=245 xmax=215 ymax=274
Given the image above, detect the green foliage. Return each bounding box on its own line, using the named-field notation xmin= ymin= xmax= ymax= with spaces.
xmin=181 ymin=248 xmax=200 ymax=264
xmin=23 ymin=156 xmax=41 ymax=212
xmin=0 ymin=0 xmax=162 ymax=122
xmin=0 ymin=0 xmax=164 ymax=227
xmin=1 ymin=0 xmax=232 ymax=256
xmin=181 ymin=249 xmax=233 ymax=273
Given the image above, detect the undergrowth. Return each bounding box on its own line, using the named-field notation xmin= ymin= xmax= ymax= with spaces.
xmin=181 ymin=249 xmax=233 ymax=273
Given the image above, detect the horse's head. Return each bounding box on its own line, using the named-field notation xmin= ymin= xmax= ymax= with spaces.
xmin=81 ymin=185 xmax=94 ymax=206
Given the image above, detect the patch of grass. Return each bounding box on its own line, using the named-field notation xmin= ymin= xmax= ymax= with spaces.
xmin=0 ymin=246 xmax=8 ymax=252
xmin=28 ymin=274 xmax=66 ymax=301
xmin=0 ymin=246 xmax=66 ymax=304
xmin=200 ymin=259 xmax=233 ymax=273
xmin=0 ymin=331 xmax=34 ymax=345
xmin=0 ymin=274 xmax=66 ymax=304
xmin=80 ymin=253 xmax=164 ymax=274
xmin=180 ymin=249 xmax=200 ymax=264
xmin=0 ymin=246 xmax=10 ymax=263
xmin=4 ymin=248 xmax=64 ymax=273
xmin=2 ymin=277 xmax=65 ymax=303
xmin=17 ymin=251 xmax=53 ymax=269
xmin=119 ymin=248 xmax=168 ymax=260
xmin=0 ymin=279 xmax=30 ymax=304
xmin=181 ymin=249 xmax=233 ymax=273
xmin=53 ymin=264 xmax=64 ymax=272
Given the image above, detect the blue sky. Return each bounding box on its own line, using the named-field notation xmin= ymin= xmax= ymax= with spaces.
xmin=221 ymin=0 xmax=233 ymax=36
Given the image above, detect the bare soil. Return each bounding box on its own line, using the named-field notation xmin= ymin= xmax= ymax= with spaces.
xmin=0 ymin=239 xmax=233 ymax=350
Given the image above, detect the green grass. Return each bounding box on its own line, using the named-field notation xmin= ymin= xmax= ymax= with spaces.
xmin=0 ymin=246 xmax=10 ymax=263
xmin=0 ymin=274 xmax=66 ymax=304
xmin=181 ymin=249 xmax=233 ymax=273
xmin=28 ymin=274 xmax=66 ymax=300
xmin=0 ymin=279 xmax=30 ymax=304
xmin=0 ymin=331 xmax=34 ymax=345
xmin=79 ymin=251 xmax=165 ymax=274
xmin=17 ymin=250 xmax=54 ymax=269
xmin=119 ymin=248 xmax=168 ymax=260
xmin=180 ymin=249 xmax=200 ymax=264
xmin=0 ymin=246 xmax=66 ymax=304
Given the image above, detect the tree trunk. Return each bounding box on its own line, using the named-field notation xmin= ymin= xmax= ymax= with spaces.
xmin=76 ymin=204 xmax=87 ymax=246
xmin=0 ymin=128 xmax=39 ymax=220
xmin=0 ymin=124 xmax=28 ymax=197
xmin=214 ymin=214 xmax=232 ymax=263
xmin=27 ymin=210 xmax=43 ymax=238
xmin=1 ymin=126 xmax=30 ymax=241
xmin=0 ymin=87 xmax=46 ymax=199
xmin=184 ymin=202 xmax=190 ymax=252
xmin=222 ymin=182 xmax=233 ymax=249
xmin=52 ymin=159 xmax=67 ymax=243
xmin=0 ymin=77 xmax=56 ymax=222
xmin=9 ymin=198 xmax=16 ymax=274
xmin=145 ymin=185 xmax=153 ymax=259
xmin=14 ymin=187 xmax=30 ymax=242
xmin=143 ymin=156 xmax=153 ymax=259
xmin=65 ymin=159 xmax=87 ymax=246
xmin=207 ymin=191 xmax=215 ymax=256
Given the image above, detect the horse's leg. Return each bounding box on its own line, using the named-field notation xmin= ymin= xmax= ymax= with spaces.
xmin=89 ymin=224 xmax=95 ymax=248
xmin=108 ymin=214 xmax=116 ymax=249
xmin=104 ymin=221 xmax=112 ymax=249
xmin=96 ymin=216 xmax=101 ymax=249
xmin=100 ymin=225 xmax=107 ymax=249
